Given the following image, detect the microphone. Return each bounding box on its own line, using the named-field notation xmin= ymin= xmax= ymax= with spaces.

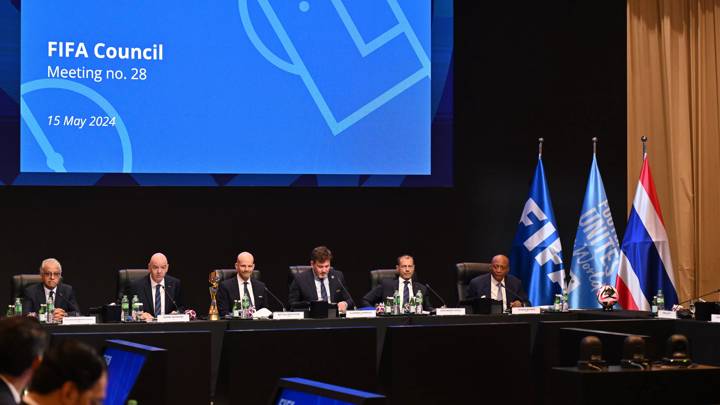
xmin=679 ymin=288 xmax=720 ymax=306
xmin=424 ymin=283 xmax=447 ymax=308
xmin=498 ymin=283 xmax=526 ymax=307
xmin=263 ymin=285 xmax=287 ymax=312
xmin=331 ymin=274 xmax=356 ymax=310
xmin=159 ymin=285 xmax=181 ymax=315
xmin=52 ymin=289 xmax=77 ymax=316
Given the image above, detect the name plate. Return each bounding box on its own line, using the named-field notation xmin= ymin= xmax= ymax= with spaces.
xmin=658 ymin=310 xmax=677 ymax=319
xmin=711 ymin=314 xmax=720 ymax=323
xmin=273 ymin=311 xmax=304 ymax=320
xmin=156 ymin=314 xmax=190 ymax=323
xmin=511 ymin=307 xmax=541 ymax=315
xmin=345 ymin=310 xmax=377 ymax=319
xmin=61 ymin=316 xmax=96 ymax=325
xmin=435 ymin=308 xmax=466 ymax=316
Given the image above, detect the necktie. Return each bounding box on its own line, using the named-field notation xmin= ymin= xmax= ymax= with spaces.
xmin=155 ymin=284 xmax=162 ymax=316
xmin=319 ymin=279 xmax=328 ymax=302
xmin=48 ymin=290 xmax=55 ymax=304
xmin=496 ymin=283 xmax=503 ymax=303
xmin=403 ymin=281 xmax=410 ymax=306
xmin=243 ymin=282 xmax=251 ymax=305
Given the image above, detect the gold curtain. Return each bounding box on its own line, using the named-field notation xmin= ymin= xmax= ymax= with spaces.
xmin=628 ymin=0 xmax=720 ymax=303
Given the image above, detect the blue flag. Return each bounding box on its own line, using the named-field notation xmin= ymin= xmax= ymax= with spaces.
xmin=568 ymin=155 xmax=620 ymax=308
xmin=510 ymin=158 xmax=565 ymax=306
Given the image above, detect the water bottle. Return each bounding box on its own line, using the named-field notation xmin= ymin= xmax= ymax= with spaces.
xmin=561 ymin=290 xmax=569 ymax=312
xmin=656 ymin=289 xmax=665 ymax=311
xmin=414 ymin=290 xmax=424 ymax=314
xmin=405 ymin=296 xmax=414 ymax=314
xmin=46 ymin=297 xmax=54 ymax=324
xmin=651 ymin=296 xmax=658 ymax=316
xmin=232 ymin=299 xmax=240 ymax=318
xmin=39 ymin=304 xmax=47 ymax=324
xmin=14 ymin=297 xmax=22 ymax=316
xmin=6 ymin=305 xmax=13 ymax=318
xmin=121 ymin=295 xmax=129 ymax=322
xmin=392 ymin=290 xmax=400 ymax=315
xmin=131 ymin=295 xmax=139 ymax=321
xmin=553 ymin=294 xmax=562 ymax=312
xmin=134 ymin=301 xmax=144 ymax=321
xmin=241 ymin=294 xmax=251 ymax=319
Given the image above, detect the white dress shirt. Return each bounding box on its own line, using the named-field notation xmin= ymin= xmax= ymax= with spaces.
xmin=398 ymin=278 xmax=415 ymax=303
xmin=236 ymin=276 xmax=255 ymax=306
xmin=314 ymin=277 xmax=331 ymax=303
xmin=490 ymin=278 xmax=507 ymax=308
xmin=150 ymin=277 xmax=166 ymax=315
xmin=0 ymin=374 xmax=20 ymax=404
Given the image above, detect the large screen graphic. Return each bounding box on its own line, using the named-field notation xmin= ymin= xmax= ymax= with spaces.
xmin=1 ymin=0 xmax=453 ymax=186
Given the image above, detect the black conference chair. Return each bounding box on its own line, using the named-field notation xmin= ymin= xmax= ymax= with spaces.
xmin=116 ymin=269 xmax=148 ymax=301
xmin=11 ymin=274 xmax=42 ymax=300
xmin=212 ymin=269 xmax=262 ymax=283
xmin=288 ymin=265 xmax=335 ymax=285
xmin=456 ymin=262 xmax=491 ymax=303
xmin=369 ymin=269 xmax=397 ymax=289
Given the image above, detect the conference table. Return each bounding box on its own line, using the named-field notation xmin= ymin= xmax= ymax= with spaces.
xmin=41 ymin=310 xmax=720 ymax=404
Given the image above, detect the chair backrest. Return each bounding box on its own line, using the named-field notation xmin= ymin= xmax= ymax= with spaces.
xmin=288 ymin=265 xmax=334 ymax=285
xmin=213 ymin=269 xmax=262 ymax=283
xmin=11 ymin=274 xmax=42 ymax=300
xmin=456 ymin=262 xmax=491 ymax=302
xmin=117 ymin=269 xmax=148 ymax=300
xmin=369 ymin=269 xmax=398 ymax=290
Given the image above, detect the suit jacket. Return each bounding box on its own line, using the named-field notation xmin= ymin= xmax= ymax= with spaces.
xmin=361 ymin=278 xmax=434 ymax=311
xmin=466 ymin=273 xmax=530 ymax=307
xmin=21 ymin=283 xmax=80 ymax=315
xmin=0 ymin=377 xmax=18 ymax=405
xmin=288 ymin=269 xmax=354 ymax=309
xmin=216 ymin=276 xmax=267 ymax=316
xmin=126 ymin=274 xmax=183 ymax=316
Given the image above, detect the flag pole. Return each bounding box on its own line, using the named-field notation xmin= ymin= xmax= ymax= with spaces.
xmin=538 ymin=137 xmax=544 ymax=158
xmin=592 ymin=137 xmax=598 ymax=155
xmin=641 ymin=135 xmax=647 ymax=157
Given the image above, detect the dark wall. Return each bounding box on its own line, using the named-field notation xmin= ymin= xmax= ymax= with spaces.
xmin=0 ymin=1 xmax=626 ymax=313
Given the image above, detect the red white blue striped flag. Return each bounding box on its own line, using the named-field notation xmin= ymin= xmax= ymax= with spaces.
xmin=615 ymin=155 xmax=678 ymax=310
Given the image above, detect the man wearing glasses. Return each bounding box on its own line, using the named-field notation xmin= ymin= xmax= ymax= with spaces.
xmin=360 ymin=254 xmax=433 ymax=311
xmin=22 ymin=258 xmax=80 ymax=320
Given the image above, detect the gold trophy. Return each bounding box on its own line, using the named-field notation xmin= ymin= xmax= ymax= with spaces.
xmin=208 ymin=270 xmax=221 ymax=321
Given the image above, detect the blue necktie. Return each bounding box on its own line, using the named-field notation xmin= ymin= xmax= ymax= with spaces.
xmin=403 ymin=281 xmax=410 ymax=306
xmin=155 ymin=284 xmax=162 ymax=316
xmin=319 ymin=279 xmax=328 ymax=302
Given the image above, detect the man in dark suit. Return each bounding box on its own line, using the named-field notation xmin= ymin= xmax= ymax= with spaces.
xmin=466 ymin=254 xmax=530 ymax=308
xmin=217 ymin=252 xmax=268 ymax=316
xmin=127 ymin=253 xmax=183 ymax=321
xmin=22 ymin=258 xmax=80 ymax=321
xmin=289 ymin=246 xmax=354 ymax=311
xmin=361 ymin=255 xmax=433 ymax=311
xmin=0 ymin=317 xmax=48 ymax=405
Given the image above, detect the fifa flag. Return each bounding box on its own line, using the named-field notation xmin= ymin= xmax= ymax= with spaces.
xmin=510 ymin=158 xmax=565 ymax=306
xmin=568 ymin=155 xmax=620 ymax=309
xmin=615 ymin=155 xmax=678 ymax=310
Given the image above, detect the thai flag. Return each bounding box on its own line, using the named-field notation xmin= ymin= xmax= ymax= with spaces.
xmin=615 ymin=155 xmax=678 ymax=310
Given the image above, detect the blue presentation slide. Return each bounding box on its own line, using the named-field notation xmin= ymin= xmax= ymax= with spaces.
xmin=20 ymin=0 xmax=431 ymax=175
